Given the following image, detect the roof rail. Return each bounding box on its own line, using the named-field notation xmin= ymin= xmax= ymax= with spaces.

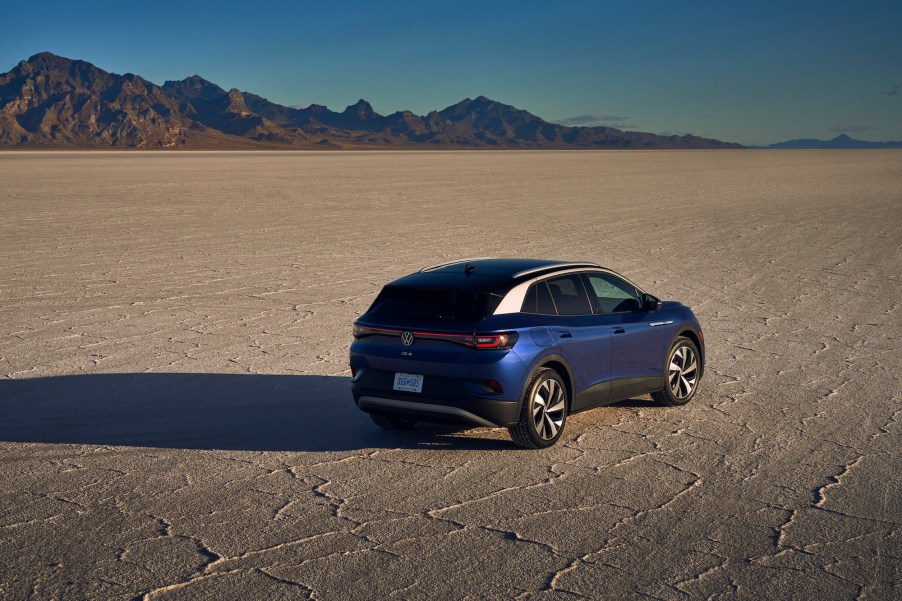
xmin=512 ymin=261 xmax=602 ymax=279
xmin=419 ymin=257 xmax=497 ymax=272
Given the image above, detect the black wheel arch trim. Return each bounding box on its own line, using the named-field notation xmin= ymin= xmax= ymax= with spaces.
xmin=672 ymin=327 xmax=704 ymax=378
xmin=518 ymin=353 xmax=575 ymax=413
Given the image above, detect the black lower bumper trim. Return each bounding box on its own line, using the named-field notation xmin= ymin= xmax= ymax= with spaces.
xmin=352 ymin=387 xmax=520 ymax=427
xmin=357 ymin=396 xmax=500 ymax=428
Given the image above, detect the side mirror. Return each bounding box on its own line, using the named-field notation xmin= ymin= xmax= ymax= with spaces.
xmin=642 ymin=294 xmax=662 ymax=312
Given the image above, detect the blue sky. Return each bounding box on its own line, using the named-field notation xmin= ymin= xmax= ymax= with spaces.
xmin=2 ymin=0 xmax=900 ymax=145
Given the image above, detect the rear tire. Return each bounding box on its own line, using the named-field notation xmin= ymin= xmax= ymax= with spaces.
xmin=651 ymin=336 xmax=701 ymax=406
xmin=370 ymin=413 xmax=417 ymax=431
xmin=509 ymin=368 xmax=568 ymax=449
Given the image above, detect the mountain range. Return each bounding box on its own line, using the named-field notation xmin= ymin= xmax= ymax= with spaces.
xmin=758 ymin=134 xmax=902 ymax=149
xmin=0 ymin=52 xmax=743 ymax=150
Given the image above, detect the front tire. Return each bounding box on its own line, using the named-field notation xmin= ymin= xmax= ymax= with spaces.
xmin=652 ymin=336 xmax=701 ymax=406
xmin=370 ymin=413 xmax=417 ymax=431
xmin=509 ymin=368 xmax=568 ymax=449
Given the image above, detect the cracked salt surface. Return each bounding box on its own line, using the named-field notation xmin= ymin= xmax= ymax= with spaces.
xmin=1 ymin=150 xmax=900 ymax=599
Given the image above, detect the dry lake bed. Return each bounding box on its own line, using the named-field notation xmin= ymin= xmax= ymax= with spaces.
xmin=1 ymin=150 xmax=900 ymax=599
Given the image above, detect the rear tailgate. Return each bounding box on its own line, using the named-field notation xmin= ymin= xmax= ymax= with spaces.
xmin=350 ymin=284 xmax=507 ymax=399
xmin=350 ymin=319 xmax=480 ymax=400
xmin=352 ymin=320 xmax=479 ymax=373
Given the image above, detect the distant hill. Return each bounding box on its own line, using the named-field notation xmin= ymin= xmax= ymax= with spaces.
xmin=761 ymin=134 xmax=902 ymax=149
xmin=0 ymin=52 xmax=744 ymax=150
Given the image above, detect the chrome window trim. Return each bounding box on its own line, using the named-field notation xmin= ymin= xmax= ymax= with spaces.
xmin=511 ymin=261 xmax=600 ymax=279
xmin=493 ymin=267 xmax=647 ymax=315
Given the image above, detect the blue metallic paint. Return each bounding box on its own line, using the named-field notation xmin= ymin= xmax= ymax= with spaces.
xmin=350 ymin=261 xmax=704 ymax=429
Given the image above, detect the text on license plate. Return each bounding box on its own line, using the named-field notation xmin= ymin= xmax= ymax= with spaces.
xmin=393 ymin=373 xmax=424 ymax=393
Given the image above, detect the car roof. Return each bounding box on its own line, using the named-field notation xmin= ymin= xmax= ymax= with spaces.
xmin=387 ymin=258 xmax=604 ymax=293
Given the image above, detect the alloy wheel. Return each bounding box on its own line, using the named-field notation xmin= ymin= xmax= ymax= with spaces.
xmin=532 ymin=378 xmax=566 ymax=440
xmin=668 ymin=345 xmax=698 ymax=400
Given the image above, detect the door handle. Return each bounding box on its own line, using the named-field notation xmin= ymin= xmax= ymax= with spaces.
xmin=611 ymin=327 xmax=625 ymax=334
xmin=558 ymin=331 xmax=573 ymax=339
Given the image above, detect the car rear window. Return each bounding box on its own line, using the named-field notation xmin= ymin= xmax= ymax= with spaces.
xmin=366 ymin=286 xmax=502 ymax=323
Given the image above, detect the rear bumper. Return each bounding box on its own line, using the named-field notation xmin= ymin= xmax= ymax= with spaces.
xmin=352 ymin=388 xmax=520 ymax=428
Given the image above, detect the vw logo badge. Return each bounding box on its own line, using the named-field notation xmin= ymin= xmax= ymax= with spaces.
xmin=401 ymin=331 xmax=415 ymax=346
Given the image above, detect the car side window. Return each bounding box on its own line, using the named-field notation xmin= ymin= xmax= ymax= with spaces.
xmin=520 ymin=284 xmax=537 ymax=313
xmin=521 ymin=281 xmax=558 ymax=315
xmin=544 ymin=274 xmax=592 ymax=315
xmin=584 ymin=273 xmax=641 ymax=313
xmin=536 ymin=281 xmax=556 ymax=314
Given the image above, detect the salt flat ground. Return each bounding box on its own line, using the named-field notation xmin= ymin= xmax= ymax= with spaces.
xmin=0 ymin=150 xmax=899 ymax=600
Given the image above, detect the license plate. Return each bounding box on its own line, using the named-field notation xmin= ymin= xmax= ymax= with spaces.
xmin=393 ymin=373 xmax=424 ymax=393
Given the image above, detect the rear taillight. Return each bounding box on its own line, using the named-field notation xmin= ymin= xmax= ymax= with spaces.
xmin=472 ymin=332 xmax=519 ymax=350
xmin=353 ymin=325 xmax=396 ymax=339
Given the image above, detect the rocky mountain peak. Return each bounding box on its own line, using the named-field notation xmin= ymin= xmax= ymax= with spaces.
xmin=228 ymin=88 xmax=245 ymax=105
xmin=22 ymin=51 xmax=71 ymax=70
xmin=161 ymin=75 xmax=226 ymax=101
xmin=225 ymin=88 xmax=251 ymax=115
xmin=343 ymin=99 xmax=379 ymax=120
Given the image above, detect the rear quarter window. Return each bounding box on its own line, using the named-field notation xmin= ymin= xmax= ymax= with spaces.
xmin=521 ymin=281 xmax=557 ymax=315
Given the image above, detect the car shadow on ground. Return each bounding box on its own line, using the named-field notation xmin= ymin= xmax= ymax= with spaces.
xmin=609 ymin=397 xmax=660 ymax=409
xmin=0 ymin=373 xmax=520 ymax=452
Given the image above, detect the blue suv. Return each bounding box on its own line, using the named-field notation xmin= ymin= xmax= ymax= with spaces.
xmin=350 ymin=259 xmax=704 ymax=448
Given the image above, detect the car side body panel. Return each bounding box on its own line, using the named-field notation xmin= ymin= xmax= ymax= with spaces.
xmin=542 ymin=314 xmax=613 ymax=411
